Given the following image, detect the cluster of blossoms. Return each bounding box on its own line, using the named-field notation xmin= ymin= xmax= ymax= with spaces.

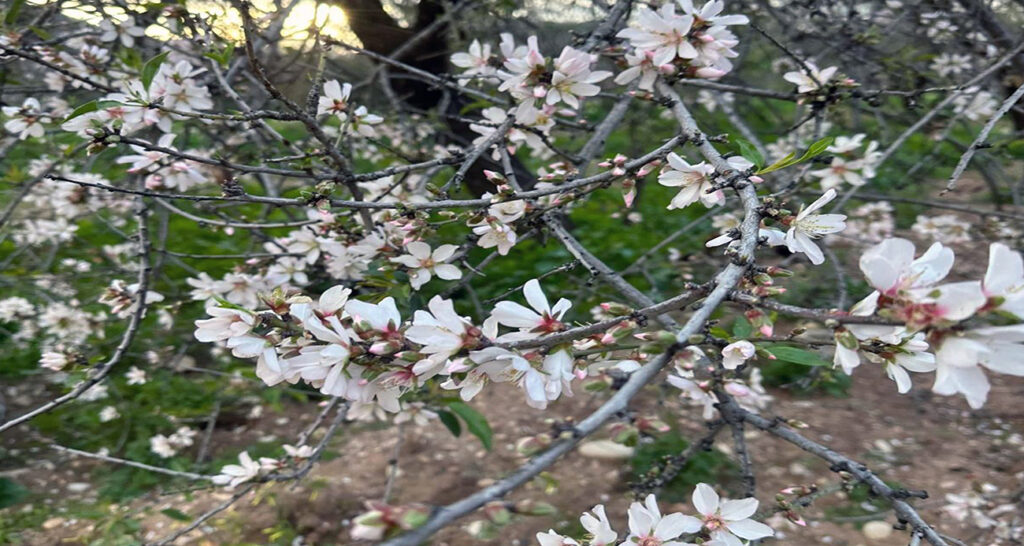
xmin=615 ymin=0 xmax=749 ymax=89
xmin=667 ymin=345 xmax=772 ymax=419
xmin=149 ymin=426 xmax=198 ymax=458
xmin=316 ymin=80 xmax=383 ymax=137
xmin=706 ymin=188 xmax=847 ymax=266
xmin=452 ymin=33 xmax=611 ymax=126
xmin=808 ymin=134 xmax=881 ymax=190
xmin=193 ymin=279 xmax=577 ymax=413
xmin=953 ymin=87 xmax=999 ymax=122
xmin=537 ymin=485 xmax=773 ymax=546
xmin=833 ymin=238 xmax=1024 ymax=406
xmin=911 ymin=214 xmax=973 ymax=244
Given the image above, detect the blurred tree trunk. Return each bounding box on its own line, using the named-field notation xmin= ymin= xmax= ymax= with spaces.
xmin=328 ymin=0 xmax=536 ymax=194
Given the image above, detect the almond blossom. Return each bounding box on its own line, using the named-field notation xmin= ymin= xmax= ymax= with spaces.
xmin=783 ymin=188 xmax=847 ymax=265
xmin=658 ymin=153 xmax=723 ymax=210
xmin=212 ymin=451 xmax=276 ymax=489
xmin=783 ymin=62 xmax=838 ymax=93
xmin=450 ymin=39 xmax=495 ymax=83
xmin=627 ymin=493 xmax=702 ymax=545
xmin=721 ymin=340 xmax=755 ymax=369
xmin=617 ymin=4 xmax=698 ymax=66
xmin=486 ymin=279 xmax=571 ymax=340
xmin=390 ymin=242 xmax=462 ymax=290
xmin=981 ymin=242 xmax=1024 ymax=318
xmin=691 ymin=483 xmax=774 ymax=545
xmin=3 ymin=97 xmax=47 ymax=139
xmin=405 ymin=296 xmax=480 ymax=377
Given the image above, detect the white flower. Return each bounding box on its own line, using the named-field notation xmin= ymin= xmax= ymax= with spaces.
xmin=212 ymin=451 xmax=262 ymax=489
xmin=859 ymin=238 xmax=954 ymax=297
xmin=3 ymin=97 xmax=46 ymax=139
xmin=691 ymin=483 xmax=774 ymax=545
xmin=784 ymin=189 xmax=847 ymax=265
xmin=390 ymin=242 xmax=462 ymax=290
xmin=933 ymin=324 xmax=1024 ymax=409
xmin=982 ymin=243 xmax=1024 ymax=318
xmin=283 ymin=444 xmax=315 ymax=458
xmin=658 ymin=153 xmax=723 ymax=210
xmin=116 ymin=133 xmax=175 ymax=173
xmin=667 ymin=373 xmax=719 ymax=419
xmin=615 ymin=50 xmax=673 ymax=91
xmin=98 ymin=17 xmax=146 ymax=48
xmin=345 ymin=296 xmax=402 ymax=334
xmin=406 ymin=296 xmax=477 ymax=376
xmin=193 ymin=306 xmax=255 ymax=342
xmin=783 ymin=62 xmax=838 ymax=93
xmin=149 ymin=435 xmax=177 ymax=458
xmin=451 ymin=39 xmax=495 ymax=83
xmin=912 ymin=214 xmax=972 ymax=244
xmin=126 ymin=366 xmax=147 ymax=385
xmin=547 ymin=46 xmax=612 ymax=109
xmin=40 ymin=351 xmax=70 ymax=371
xmin=721 ymin=340 xmax=755 ymax=369
xmin=169 ymin=426 xmax=197 ymax=447
xmin=152 ymin=61 xmax=212 ymax=112
xmin=536 ymin=530 xmax=579 ymax=545
xmin=679 ymin=0 xmax=750 ymax=27
xmin=487 ymin=279 xmax=571 ymax=339
xmin=318 ymin=80 xmax=351 ymax=118
xmin=99 ymin=406 xmax=119 ymax=422
xmin=616 ymin=5 xmax=698 ymax=66
xmin=471 ymin=218 xmax=518 ymax=255
xmin=580 ymin=504 xmax=618 ymax=546
xmin=627 ymin=493 xmax=702 ymax=546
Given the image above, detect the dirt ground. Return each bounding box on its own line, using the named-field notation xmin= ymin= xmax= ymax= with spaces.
xmin=4 ymin=365 xmax=1023 ymax=546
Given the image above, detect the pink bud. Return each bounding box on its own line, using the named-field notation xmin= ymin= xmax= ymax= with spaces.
xmin=695 ymin=67 xmax=727 ymax=79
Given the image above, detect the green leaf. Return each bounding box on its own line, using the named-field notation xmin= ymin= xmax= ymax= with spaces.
xmin=63 ymin=100 xmax=99 ymax=123
xmin=755 ymin=151 xmax=796 ymax=175
xmin=732 ymin=316 xmax=752 ymax=339
xmin=4 ymin=0 xmax=25 ymax=25
xmin=141 ymin=51 xmax=169 ymax=90
xmin=0 ymin=477 xmax=28 ymax=509
xmin=436 ymin=410 xmax=462 ymax=438
xmin=801 ymin=136 xmax=834 ymax=161
xmin=733 ymin=138 xmax=764 ymax=168
xmin=755 ymin=137 xmax=835 ymax=175
xmin=160 ymin=508 xmax=192 ymax=522
xmin=447 ymin=401 xmax=492 ymax=450
xmin=764 ymin=345 xmax=831 ymax=366
xmin=1006 ymin=139 xmax=1024 ymax=159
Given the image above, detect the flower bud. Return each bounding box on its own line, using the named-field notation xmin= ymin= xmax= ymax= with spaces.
xmin=515 ymin=433 xmax=552 ymax=457
xmin=608 ymin=422 xmax=640 ymax=446
xmin=514 ymin=500 xmax=556 ymax=516
xmin=483 ymin=502 xmax=513 ymax=525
